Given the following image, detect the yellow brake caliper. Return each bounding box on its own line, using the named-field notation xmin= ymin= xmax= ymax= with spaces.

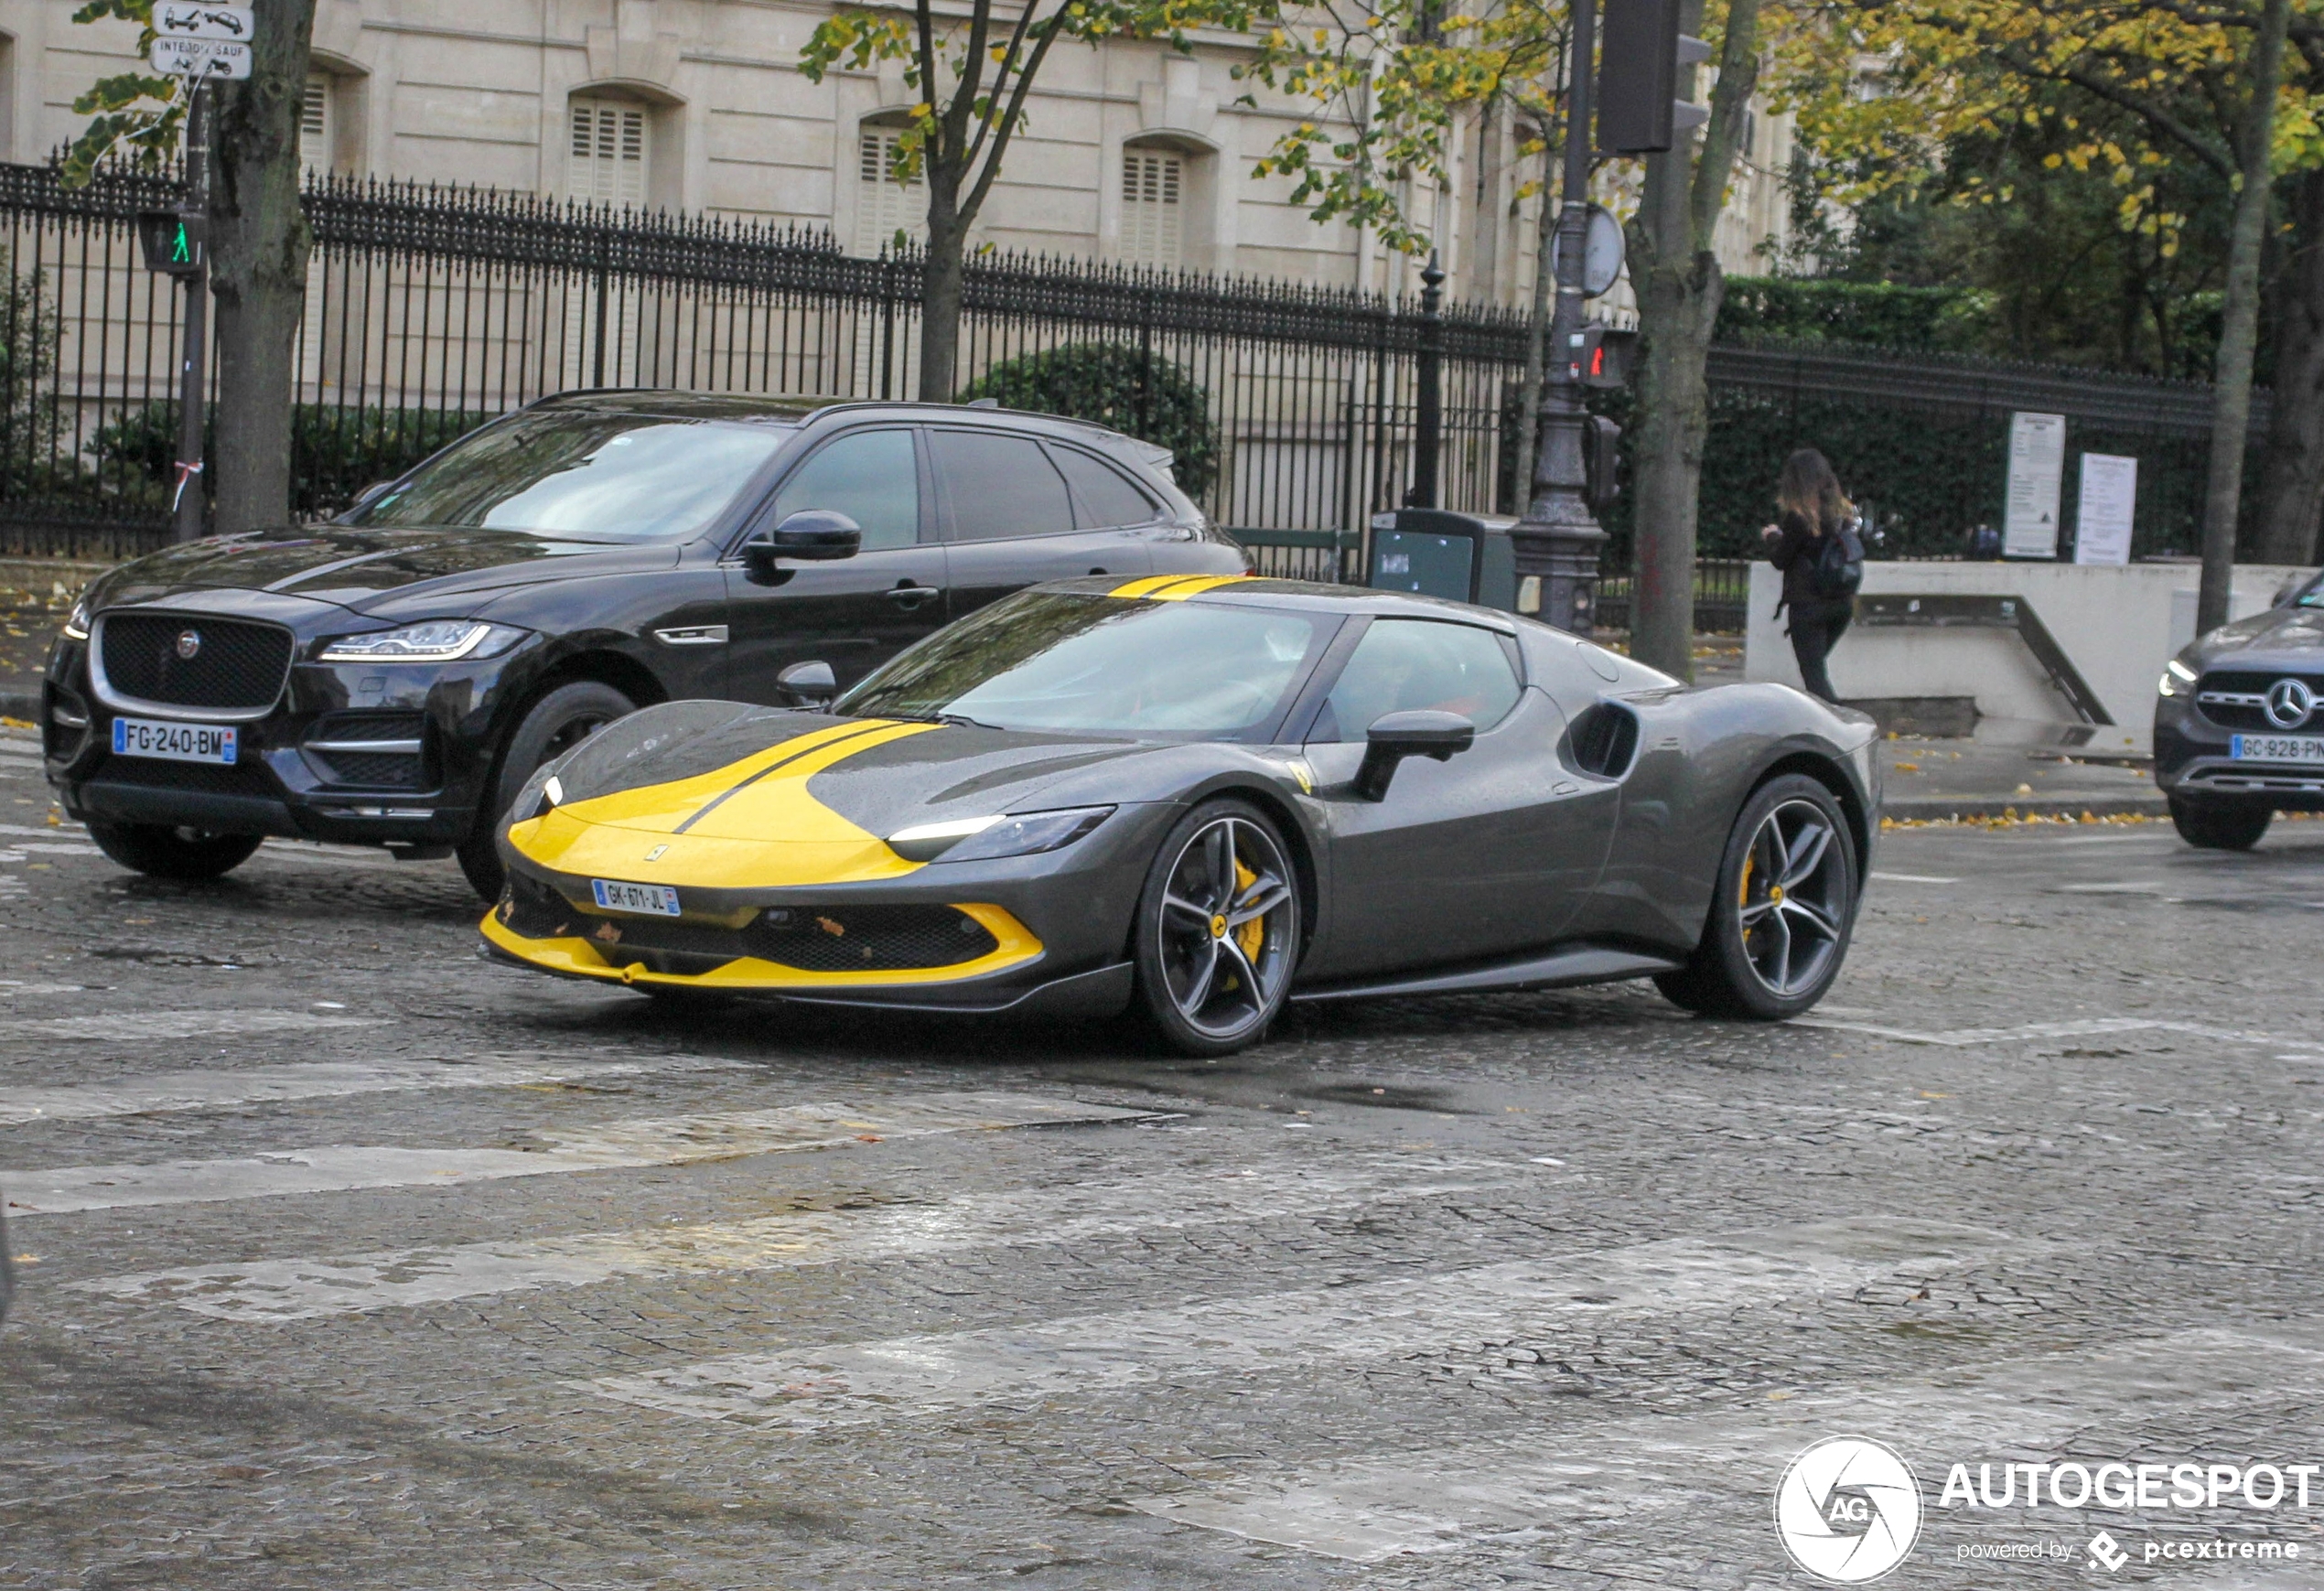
xmin=1233 ymin=857 xmax=1264 ymax=962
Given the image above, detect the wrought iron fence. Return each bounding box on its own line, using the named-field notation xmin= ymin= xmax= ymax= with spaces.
xmin=0 ymin=157 xmax=2256 ymax=586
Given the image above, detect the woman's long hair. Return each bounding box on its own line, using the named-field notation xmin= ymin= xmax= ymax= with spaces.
xmin=1777 ymin=447 xmax=1853 ymax=532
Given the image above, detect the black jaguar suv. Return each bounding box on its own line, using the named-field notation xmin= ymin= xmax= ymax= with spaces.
xmin=41 ymin=392 xmax=1246 ymax=898
xmin=2155 ymin=569 xmax=2324 ymax=848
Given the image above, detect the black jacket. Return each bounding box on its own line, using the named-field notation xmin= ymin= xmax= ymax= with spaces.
xmin=1767 ymin=509 xmax=1848 ymax=611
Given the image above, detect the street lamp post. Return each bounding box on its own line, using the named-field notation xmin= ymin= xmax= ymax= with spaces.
xmin=1510 ymin=0 xmax=1609 ymax=636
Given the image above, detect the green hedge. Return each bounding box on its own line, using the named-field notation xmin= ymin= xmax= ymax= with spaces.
xmin=84 ymin=403 xmax=493 ymax=520
xmin=958 ymin=342 xmax=1220 ymax=500
xmin=1715 ymin=278 xmax=1996 ymax=353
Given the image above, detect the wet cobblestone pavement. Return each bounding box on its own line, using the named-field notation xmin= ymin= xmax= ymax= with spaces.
xmin=2 ymin=726 xmax=2319 ymax=1588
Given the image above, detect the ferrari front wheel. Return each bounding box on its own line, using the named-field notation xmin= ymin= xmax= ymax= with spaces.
xmin=1656 ymin=773 xmax=1859 ymax=1021
xmin=1133 ymin=799 xmax=1300 ymax=1057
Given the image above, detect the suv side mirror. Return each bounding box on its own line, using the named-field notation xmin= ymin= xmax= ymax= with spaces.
xmin=777 ymin=659 xmax=838 ymax=708
xmin=743 ymin=510 xmax=862 ymax=578
xmin=1353 ymin=709 xmax=1475 ymax=801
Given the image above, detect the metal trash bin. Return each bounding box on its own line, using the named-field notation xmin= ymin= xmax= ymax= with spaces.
xmin=1367 ymin=509 xmax=1518 ymax=611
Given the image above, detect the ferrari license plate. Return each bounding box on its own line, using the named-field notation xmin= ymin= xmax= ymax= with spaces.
xmin=591 ymin=878 xmax=681 ymax=916
xmin=112 ymin=715 xmax=237 ymax=764
xmin=2230 ymin=733 xmax=2324 ymax=764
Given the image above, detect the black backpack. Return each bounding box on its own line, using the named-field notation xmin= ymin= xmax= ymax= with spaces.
xmin=1810 ymin=516 xmax=1866 ymax=600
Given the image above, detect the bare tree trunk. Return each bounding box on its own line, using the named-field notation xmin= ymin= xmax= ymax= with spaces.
xmin=1622 ymin=0 xmax=1761 ymax=682
xmin=919 ymin=200 xmax=968 ymax=402
xmin=2254 ymin=165 xmax=2324 ymax=567
xmin=2197 ymin=0 xmax=2289 ymax=629
xmin=207 ymin=0 xmax=316 ymax=533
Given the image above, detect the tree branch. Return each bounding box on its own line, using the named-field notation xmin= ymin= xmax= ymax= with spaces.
xmin=963 ymin=8 xmax=1069 ymax=221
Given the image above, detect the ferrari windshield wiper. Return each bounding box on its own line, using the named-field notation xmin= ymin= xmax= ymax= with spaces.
xmin=939 ymin=712 xmax=1005 ymax=731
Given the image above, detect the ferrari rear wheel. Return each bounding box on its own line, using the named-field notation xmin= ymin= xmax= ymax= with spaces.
xmin=1134 ymin=799 xmax=1300 ymax=1057
xmin=1656 ymin=774 xmax=1858 ymax=1021
xmin=86 ymin=820 xmax=264 ymax=881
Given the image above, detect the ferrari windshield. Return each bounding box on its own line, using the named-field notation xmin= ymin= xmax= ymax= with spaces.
xmin=344 ymin=411 xmax=792 ymax=542
xmin=838 ymin=591 xmax=1332 ymax=738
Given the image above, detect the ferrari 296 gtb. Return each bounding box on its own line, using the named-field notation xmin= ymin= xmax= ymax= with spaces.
xmin=481 ymin=575 xmax=1882 ymax=1054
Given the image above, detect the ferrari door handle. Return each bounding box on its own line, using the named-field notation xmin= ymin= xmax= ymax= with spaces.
xmin=887 ymin=584 xmax=941 ymax=607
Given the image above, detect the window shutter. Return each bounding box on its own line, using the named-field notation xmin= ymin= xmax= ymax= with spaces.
xmin=299 ymin=76 xmax=331 ymax=172
xmin=855 ymin=129 xmax=925 ymax=254
xmin=570 ymin=98 xmax=650 ymax=208
xmin=1121 ymin=149 xmax=1184 ymax=269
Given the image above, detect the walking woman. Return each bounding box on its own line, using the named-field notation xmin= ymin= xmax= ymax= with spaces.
xmin=1761 ymin=447 xmax=1857 ymax=704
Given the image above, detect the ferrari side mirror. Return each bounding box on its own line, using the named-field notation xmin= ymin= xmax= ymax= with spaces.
xmin=778 ymin=659 xmax=838 ymax=708
xmin=743 ymin=510 xmax=862 ymax=578
xmin=1354 ymin=709 xmax=1475 ymax=801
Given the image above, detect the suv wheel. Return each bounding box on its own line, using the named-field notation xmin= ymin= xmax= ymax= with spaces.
xmin=87 ymin=821 xmax=264 ymax=881
xmin=457 ymin=681 xmax=637 ymax=900
xmin=2168 ymin=794 xmax=2272 ymax=851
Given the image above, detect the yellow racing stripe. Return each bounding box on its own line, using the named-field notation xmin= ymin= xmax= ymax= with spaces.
xmin=505 ymin=718 xmax=940 ymax=890
xmin=1106 ymin=573 xmax=1256 ymax=601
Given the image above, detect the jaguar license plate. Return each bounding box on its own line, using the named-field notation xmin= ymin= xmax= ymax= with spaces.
xmin=591 ymin=878 xmax=681 ymax=916
xmin=2229 ymin=733 xmax=2324 ymax=764
xmin=112 ymin=715 xmax=237 ymax=764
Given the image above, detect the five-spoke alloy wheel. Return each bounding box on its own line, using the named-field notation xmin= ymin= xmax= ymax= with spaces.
xmin=1133 ymin=799 xmax=1300 ymax=1056
xmin=1657 ymin=773 xmax=1859 ymax=1020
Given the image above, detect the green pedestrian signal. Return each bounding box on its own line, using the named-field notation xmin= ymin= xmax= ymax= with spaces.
xmin=136 ymin=210 xmax=207 ymax=275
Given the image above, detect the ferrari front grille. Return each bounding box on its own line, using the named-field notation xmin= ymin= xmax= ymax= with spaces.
xmin=500 ymin=881 xmax=1003 ymax=976
xmin=745 ymin=906 xmax=1000 ymax=972
xmin=98 ymin=613 xmax=293 ymax=712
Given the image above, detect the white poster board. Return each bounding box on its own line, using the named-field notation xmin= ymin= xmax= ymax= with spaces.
xmin=2073 ymin=453 xmax=2137 ymax=565
xmin=2005 ymin=411 xmax=2066 ymax=558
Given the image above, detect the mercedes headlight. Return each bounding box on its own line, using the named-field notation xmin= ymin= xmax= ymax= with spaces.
xmin=60 ymin=599 xmax=90 ymax=641
xmin=317 ymin=620 xmax=528 ymax=663
xmin=888 ymin=805 xmax=1114 ymax=864
xmin=2158 ymin=657 xmax=2198 ymax=697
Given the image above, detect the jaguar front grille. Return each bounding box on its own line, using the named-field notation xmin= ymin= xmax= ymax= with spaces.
xmin=96 ymin=613 xmax=293 ymax=715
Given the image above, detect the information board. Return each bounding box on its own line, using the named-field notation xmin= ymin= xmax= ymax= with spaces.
xmin=2072 ymin=453 xmax=2138 ymax=566
xmin=2004 ymin=411 xmax=2066 ymax=559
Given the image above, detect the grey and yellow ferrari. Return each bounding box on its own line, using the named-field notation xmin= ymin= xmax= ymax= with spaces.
xmin=482 ymin=574 xmax=1881 ymax=1055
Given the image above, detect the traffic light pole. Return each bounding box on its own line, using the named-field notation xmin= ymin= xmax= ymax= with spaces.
xmin=1510 ymin=0 xmax=1609 ymax=635
xmin=171 ymin=81 xmax=209 ymax=544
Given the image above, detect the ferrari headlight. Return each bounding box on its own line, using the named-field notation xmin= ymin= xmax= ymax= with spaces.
xmin=2158 ymin=657 xmax=2198 ymax=697
xmin=317 ymin=620 xmax=527 ymax=663
xmin=60 ymin=599 xmax=90 ymax=641
xmin=889 ymin=805 xmax=1114 ymax=864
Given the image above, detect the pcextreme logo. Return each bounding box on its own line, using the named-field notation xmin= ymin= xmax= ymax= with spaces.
xmin=1775 ymin=1436 xmax=1925 ymax=1584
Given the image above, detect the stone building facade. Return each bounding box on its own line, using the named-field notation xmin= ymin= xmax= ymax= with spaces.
xmin=0 ymin=0 xmax=1795 ymax=308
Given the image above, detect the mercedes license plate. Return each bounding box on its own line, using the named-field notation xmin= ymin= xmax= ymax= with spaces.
xmin=112 ymin=715 xmax=237 ymax=764
xmin=591 ymin=878 xmax=681 ymax=916
xmin=2229 ymin=733 xmax=2324 ymax=764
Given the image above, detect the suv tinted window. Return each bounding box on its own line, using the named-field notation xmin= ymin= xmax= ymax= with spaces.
xmin=931 ymin=430 xmax=1074 ymax=541
xmin=1312 ymin=619 xmax=1522 ymax=741
xmin=770 ymin=429 xmax=921 ymax=550
xmin=1053 ymin=446 xmax=1161 ymax=528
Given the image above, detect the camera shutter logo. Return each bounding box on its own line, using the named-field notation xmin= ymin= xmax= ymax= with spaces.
xmin=2264 ymin=677 xmax=2316 ymax=729
xmin=176 ymin=628 xmax=203 ymax=661
xmin=1774 ymin=1436 xmax=1922 ymax=1583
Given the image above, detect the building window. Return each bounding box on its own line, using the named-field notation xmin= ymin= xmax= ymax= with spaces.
xmin=300 ymin=75 xmax=334 ymax=172
xmin=855 ymin=127 xmax=925 ymax=255
xmin=0 ymin=33 xmax=16 ymax=164
xmin=571 ymin=97 xmax=650 ymax=208
xmin=1122 ymin=147 xmax=1184 ymax=269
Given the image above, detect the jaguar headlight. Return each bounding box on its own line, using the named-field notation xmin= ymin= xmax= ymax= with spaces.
xmin=60 ymin=599 xmax=90 ymax=641
xmin=317 ymin=620 xmax=527 ymax=663
xmin=888 ymin=805 xmax=1114 ymax=864
xmin=2159 ymin=657 xmax=2198 ymax=697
